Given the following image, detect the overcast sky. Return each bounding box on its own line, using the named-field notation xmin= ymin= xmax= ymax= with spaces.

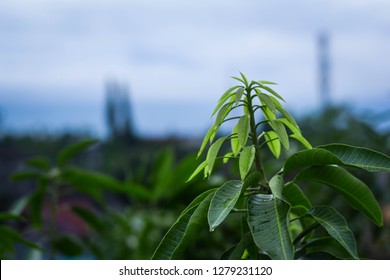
xmin=1 ymin=0 xmax=389 ymax=136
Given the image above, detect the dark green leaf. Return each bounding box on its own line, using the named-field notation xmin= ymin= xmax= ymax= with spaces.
xmin=282 ymin=183 xmax=312 ymax=215
xmin=294 ymin=165 xmax=383 ymax=226
xmin=309 ymin=206 xmax=359 ymax=260
xmin=243 ymin=171 xmax=260 ymax=191
xmin=284 ymin=148 xmax=342 ymax=174
xmin=248 ymin=195 xmax=293 ymax=259
xmin=12 ymin=172 xmax=42 ymax=182
xmin=269 ymin=174 xmax=284 ymax=199
xmin=26 ymin=156 xmax=51 ymax=171
xmin=57 ymin=139 xmax=97 ymax=168
xmin=295 ymin=237 xmax=355 ymax=260
xmin=239 ymin=145 xmax=255 ymax=180
xmin=208 ymin=180 xmax=243 ymax=231
xmin=0 ymin=213 xmax=24 ymax=222
xmin=152 ymin=191 xmax=215 ymax=259
xmin=53 ymin=235 xmax=83 ymax=257
xmin=72 ymin=206 xmax=105 ymax=232
xmin=318 ymin=144 xmax=390 ymax=172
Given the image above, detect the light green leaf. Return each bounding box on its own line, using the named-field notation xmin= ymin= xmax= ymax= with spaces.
xmin=261 ymin=85 xmax=285 ymax=102
xmin=187 ymin=160 xmax=208 ymax=182
xmin=239 ymin=72 xmax=249 ymax=86
xmin=256 ymin=91 xmax=275 ymax=112
xmin=212 ymin=93 xmax=235 ymax=117
xmin=270 ymin=120 xmax=289 ymax=151
xmin=237 ymin=115 xmax=250 ymax=148
xmin=318 ymin=144 xmax=390 ymax=172
xmin=214 ymin=102 xmax=233 ymax=127
xmin=208 ymin=180 xmax=243 ymax=231
xmin=264 ymin=131 xmax=281 ymax=158
xmin=309 ymin=206 xmax=359 ymax=260
xmin=223 ymin=152 xmax=234 ymax=164
xmin=248 ymin=195 xmax=293 ymax=260
xmin=290 ymin=133 xmax=313 ymax=149
xmin=231 ymin=124 xmax=240 ymax=156
xmin=206 ymin=136 xmax=227 ymax=176
xmin=258 ymin=80 xmax=277 ymax=85
xmin=282 ymin=183 xmax=312 ymax=214
xmin=269 ymin=174 xmax=284 ymax=199
xmin=197 ymin=126 xmax=216 ymax=158
xmin=218 ymin=85 xmax=242 ymax=104
xmin=239 ymin=145 xmax=256 ymax=180
xmin=152 ymin=190 xmax=215 ymax=259
xmin=269 ymin=97 xmax=299 ymax=128
xmin=235 ymin=87 xmax=245 ymax=105
xmin=57 ymin=139 xmax=97 ymax=168
xmin=284 ymin=148 xmax=342 ymax=174
xmin=294 ymin=165 xmax=383 ymax=226
xmin=231 ymin=76 xmax=245 ymax=84
xmin=261 ymin=106 xmax=277 ymax=121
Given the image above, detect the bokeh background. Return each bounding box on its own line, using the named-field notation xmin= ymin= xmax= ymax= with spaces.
xmin=0 ymin=0 xmax=389 ymax=259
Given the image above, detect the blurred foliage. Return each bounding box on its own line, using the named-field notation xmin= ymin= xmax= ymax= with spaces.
xmin=0 ymin=105 xmax=389 ymax=259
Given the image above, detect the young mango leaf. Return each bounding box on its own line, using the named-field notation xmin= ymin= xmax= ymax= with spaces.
xmin=231 ymin=75 xmax=245 ymax=84
xmin=264 ymin=131 xmax=281 ymax=158
xmin=309 ymin=206 xmax=359 ymax=260
xmin=208 ymin=180 xmax=243 ymax=231
xmin=269 ymin=174 xmax=284 ymax=199
xmin=206 ymin=136 xmax=228 ymax=176
xmin=284 ymin=148 xmax=342 ymax=174
xmin=270 ymin=120 xmax=289 ymax=151
xmin=57 ymin=139 xmax=97 ymax=168
xmin=197 ymin=126 xmax=217 ymax=158
xmin=248 ymin=195 xmax=293 ymax=260
xmin=152 ymin=190 xmax=215 ymax=259
xmin=231 ymin=124 xmax=240 ymax=156
xmin=256 ymin=91 xmax=276 ymax=112
xmin=261 ymin=106 xmax=277 ymax=121
xmin=212 ymin=91 xmax=236 ymax=117
xmin=235 ymin=87 xmax=245 ymax=105
xmin=218 ymin=85 xmax=242 ymax=104
xmin=294 ymin=165 xmax=383 ymax=226
xmin=222 ymin=152 xmax=235 ymax=164
xmin=318 ymin=144 xmax=390 ymax=172
xmin=214 ymin=102 xmax=233 ymax=127
xmin=239 ymin=72 xmax=249 ymax=86
xmin=282 ymin=183 xmax=312 ymax=215
xmin=295 ymin=237 xmax=356 ymax=260
xmin=260 ymin=85 xmax=285 ymax=102
xmin=237 ymin=115 xmax=250 ymax=148
xmin=258 ymin=80 xmax=277 ymax=85
xmin=239 ymin=145 xmax=256 ymax=180
xmin=290 ymin=133 xmax=313 ymax=150
xmin=269 ymin=97 xmax=299 ymax=129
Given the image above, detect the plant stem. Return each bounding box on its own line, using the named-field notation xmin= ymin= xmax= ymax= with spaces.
xmin=245 ymin=88 xmax=268 ymax=188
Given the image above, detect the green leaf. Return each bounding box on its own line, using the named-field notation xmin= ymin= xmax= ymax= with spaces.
xmin=222 ymin=232 xmax=253 ymax=260
xmin=318 ymin=144 xmax=390 ymax=172
xmin=212 ymin=91 xmax=236 ymax=117
xmin=197 ymin=126 xmax=217 ymax=158
xmin=237 ymin=115 xmax=250 ymax=148
xmin=239 ymin=145 xmax=256 ymax=180
xmin=218 ymin=85 xmax=242 ymax=104
xmin=256 ymin=91 xmax=275 ymax=112
xmin=290 ymin=133 xmax=313 ymax=149
xmin=282 ymin=183 xmax=312 ymax=214
xmin=208 ymin=180 xmax=243 ymax=231
xmin=53 ymin=235 xmax=83 ymax=257
xmin=295 ymin=237 xmax=356 ymax=260
xmin=180 ymin=189 xmax=217 ymax=218
xmin=57 ymin=139 xmax=97 ymax=168
xmin=270 ymin=120 xmax=289 ymax=150
xmin=187 ymin=160 xmax=208 ymax=182
xmin=294 ymin=165 xmax=383 ymax=226
xmin=0 ymin=226 xmax=40 ymax=250
xmin=258 ymin=80 xmax=277 ymax=85
xmin=269 ymin=174 xmax=284 ymax=199
xmin=0 ymin=213 xmax=24 ymax=222
xmin=231 ymin=124 xmax=240 ymax=156
xmin=243 ymin=171 xmax=260 ymax=191
xmin=206 ymin=136 xmax=227 ymax=176
xmin=284 ymin=148 xmax=342 ymax=174
xmin=72 ymin=206 xmax=105 ymax=232
xmin=248 ymin=195 xmax=293 ymax=259
xmin=270 ymin=97 xmax=299 ymax=128
xmin=309 ymin=206 xmax=359 ymax=260
xmin=152 ymin=190 xmax=215 ymax=259
xmin=239 ymin=72 xmax=249 ymax=86
xmin=26 ymin=156 xmax=51 ymax=171
xmin=264 ymin=131 xmax=281 ymax=158
xmin=214 ymin=102 xmax=233 ymax=127
xmin=231 ymin=76 xmax=245 ymax=84
xmin=261 ymin=106 xmax=277 ymax=121
xmin=12 ymin=172 xmax=42 ymax=182
xmin=235 ymin=87 xmax=245 ymax=105
xmin=261 ymin=85 xmax=285 ymax=102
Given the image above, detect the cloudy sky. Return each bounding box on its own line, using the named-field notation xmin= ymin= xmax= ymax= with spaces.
xmin=1 ymin=0 xmax=389 ymax=136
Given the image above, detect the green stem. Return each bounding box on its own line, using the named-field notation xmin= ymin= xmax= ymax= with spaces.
xmin=245 ymin=88 xmax=268 ymax=188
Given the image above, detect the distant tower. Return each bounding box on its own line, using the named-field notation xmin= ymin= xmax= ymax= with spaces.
xmin=318 ymin=32 xmax=331 ymax=107
xmin=104 ymin=81 xmax=136 ymax=140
